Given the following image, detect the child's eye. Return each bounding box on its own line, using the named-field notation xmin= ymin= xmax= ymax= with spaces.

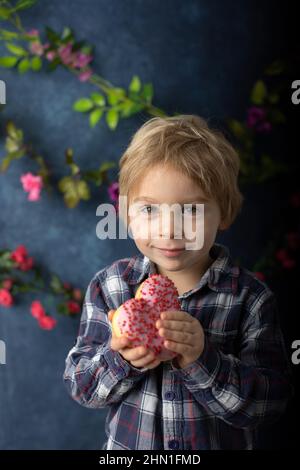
xmin=140 ymin=205 xmax=158 ymax=215
xmin=182 ymin=204 xmax=200 ymax=215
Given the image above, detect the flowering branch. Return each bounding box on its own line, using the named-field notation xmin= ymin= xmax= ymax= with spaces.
xmin=0 ymin=244 xmax=83 ymax=329
xmin=226 ymin=60 xmax=291 ymax=184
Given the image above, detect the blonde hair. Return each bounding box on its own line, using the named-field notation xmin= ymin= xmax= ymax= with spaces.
xmin=118 ymin=114 xmax=244 ymax=228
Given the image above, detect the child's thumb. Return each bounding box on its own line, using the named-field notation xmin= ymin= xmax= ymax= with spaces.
xmin=108 ymin=309 xmax=115 ymax=322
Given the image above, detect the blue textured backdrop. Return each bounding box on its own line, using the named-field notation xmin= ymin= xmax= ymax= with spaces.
xmin=0 ymin=0 xmax=296 ymax=449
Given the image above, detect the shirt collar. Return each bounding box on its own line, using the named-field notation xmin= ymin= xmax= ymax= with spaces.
xmin=121 ymin=243 xmax=239 ymax=296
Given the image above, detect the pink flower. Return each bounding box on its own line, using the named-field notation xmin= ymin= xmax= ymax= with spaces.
xmin=67 ymin=300 xmax=81 ymax=315
xmin=11 ymin=245 xmax=28 ymax=264
xmin=256 ymin=121 xmax=272 ymax=133
xmin=27 ymin=29 xmax=39 ymax=37
xmin=108 ymin=182 xmax=119 ymax=202
xmin=254 ymin=271 xmax=266 ymax=281
xmin=19 ymin=257 xmax=34 ymax=271
xmin=58 ymin=43 xmax=75 ymax=65
xmin=72 ymin=288 xmax=82 ymax=301
xmin=276 ymin=249 xmax=288 ymax=262
xmin=282 ymin=258 xmax=296 ymax=269
xmin=20 ymin=172 xmax=43 ymax=201
xmin=38 ymin=315 xmax=57 ymax=330
xmin=0 ymin=288 xmax=14 ymax=307
xmin=30 ymin=300 xmax=46 ymax=320
xmin=246 ymin=106 xmax=272 ymax=133
xmin=63 ymin=282 xmax=71 ymax=290
xmin=2 ymin=279 xmax=13 ymax=290
xmin=74 ymin=52 xmax=93 ymax=69
xmin=275 ymin=248 xmax=296 ymax=269
xmin=78 ymin=70 xmax=92 ymax=82
xmin=29 ymin=41 xmax=44 ymax=56
xmin=10 ymin=244 xmax=34 ymax=271
xmin=46 ymin=50 xmax=56 ymax=61
xmin=27 ymin=187 xmax=42 ymax=201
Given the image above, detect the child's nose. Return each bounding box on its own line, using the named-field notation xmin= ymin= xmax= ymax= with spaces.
xmin=158 ymin=211 xmax=179 ymax=239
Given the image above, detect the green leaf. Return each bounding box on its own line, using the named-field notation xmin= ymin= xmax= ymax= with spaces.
xmin=31 ymin=55 xmax=42 ymax=71
xmin=142 ymin=83 xmax=153 ymax=103
xmin=0 ymin=155 xmax=12 ymax=172
xmin=106 ymin=109 xmax=119 ymax=130
xmin=45 ymin=26 xmax=60 ymax=44
xmin=129 ymin=75 xmax=141 ymax=93
xmin=61 ymin=27 xmax=73 ymax=41
xmin=5 ymin=42 xmax=27 ymax=56
xmin=0 ymin=29 xmax=19 ymax=40
xmin=5 ymin=136 xmax=19 ymax=152
xmin=118 ymin=99 xmax=133 ymax=118
xmin=90 ymin=92 xmax=105 ymax=106
xmin=15 ymin=0 xmax=37 ymax=11
xmin=268 ymin=109 xmax=286 ymax=124
xmin=89 ymin=108 xmax=103 ymax=128
xmin=227 ymin=119 xmax=248 ymax=140
xmin=18 ymin=57 xmax=30 ymax=73
xmin=6 ymin=121 xmax=23 ymax=141
xmin=73 ymin=98 xmax=94 ymax=112
xmin=58 ymin=176 xmax=72 ymax=192
xmin=84 ymin=169 xmax=103 ymax=185
xmin=99 ymin=161 xmax=116 ymax=172
xmin=64 ymin=191 xmax=79 ymax=208
xmin=107 ymin=88 xmax=126 ymax=105
xmin=77 ymin=180 xmax=90 ymax=200
xmin=0 ymin=7 xmax=11 ymax=19
xmin=50 ymin=274 xmax=64 ymax=293
xmin=65 ymin=148 xmax=74 ymax=165
xmin=0 ymin=252 xmax=15 ymax=269
xmin=264 ymin=60 xmax=285 ymax=76
xmin=57 ymin=303 xmax=69 ymax=316
xmin=251 ymin=80 xmax=267 ymax=105
xmin=0 ymin=56 xmax=18 ymax=68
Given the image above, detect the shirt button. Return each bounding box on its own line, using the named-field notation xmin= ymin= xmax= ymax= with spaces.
xmin=165 ymin=391 xmax=175 ymax=400
xmin=168 ymin=439 xmax=179 ymax=450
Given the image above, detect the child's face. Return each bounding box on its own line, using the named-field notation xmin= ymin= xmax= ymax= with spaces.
xmin=128 ymin=164 xmax=226 ymax=273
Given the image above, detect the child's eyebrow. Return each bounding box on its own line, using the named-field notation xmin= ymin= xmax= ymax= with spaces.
xmin=133 ymin=196 xmax=209 ymax=203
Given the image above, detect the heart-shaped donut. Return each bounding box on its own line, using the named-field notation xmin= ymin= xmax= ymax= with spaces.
xmin=110 ymin=274 xmax=181 ymax=360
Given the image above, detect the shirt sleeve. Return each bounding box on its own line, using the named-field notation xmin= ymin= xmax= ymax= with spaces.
xmin=63 ymin=274 xmax=148 ymax=408
xmin=170 ymin=289 xmax=293 ymax=429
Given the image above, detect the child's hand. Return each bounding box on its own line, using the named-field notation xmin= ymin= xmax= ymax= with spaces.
xmin=108 ymin=310 xmax=162 ymax=370
xmin=156 ymin=310 xmax=205 ymax=369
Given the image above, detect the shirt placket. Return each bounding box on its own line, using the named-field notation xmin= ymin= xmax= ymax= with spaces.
xmin=162 ymin=361 xmax=184 ymax=450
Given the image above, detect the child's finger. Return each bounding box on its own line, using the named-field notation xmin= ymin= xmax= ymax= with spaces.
xmin=110 ymin=335 xmax=131 ymax=351
xmin=120 ymin=345 xmax=150 ymax=363
xmin=130 ymin=351 xmax=156 ymax=368
xmin=108 ymin=309 xmax=116 ymax=322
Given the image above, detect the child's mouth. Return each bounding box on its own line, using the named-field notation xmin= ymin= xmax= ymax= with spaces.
xmin=155 ymin=247 xmax=185 ymax=257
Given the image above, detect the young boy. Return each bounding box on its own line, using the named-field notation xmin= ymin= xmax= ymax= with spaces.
xmin=63 ymin=114 xmax=292 ymax=450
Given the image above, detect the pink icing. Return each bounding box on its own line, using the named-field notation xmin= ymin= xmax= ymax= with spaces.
xmin=138 ymin=274 xmax=181 ymax=311
xmin=115 ymin=274 xmax=181 ymax=359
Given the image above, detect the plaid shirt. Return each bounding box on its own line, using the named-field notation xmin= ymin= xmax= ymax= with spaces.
xmin=63 ymin=243 xmax=292 ymax=450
